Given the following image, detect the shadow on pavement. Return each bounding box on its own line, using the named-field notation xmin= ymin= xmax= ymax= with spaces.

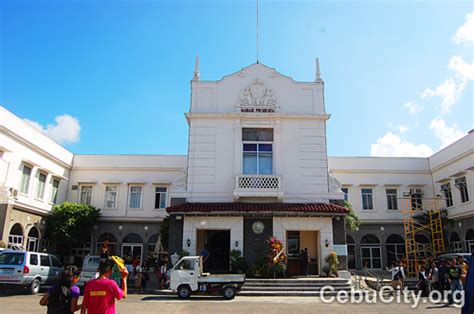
xmin=141 ymin=296 xmax=230 ymax=302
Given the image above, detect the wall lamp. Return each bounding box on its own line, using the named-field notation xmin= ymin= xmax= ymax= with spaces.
xmin=186 ymin=238 xmax=191 ymax=247
xmin=325 ymin=239 xmax=329 ymax=248
xmin=235 ymin=241 xmax=239 ymax=248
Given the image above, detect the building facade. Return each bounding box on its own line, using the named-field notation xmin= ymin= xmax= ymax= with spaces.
xmin=0 ymin=61 xmax=472 ymax=273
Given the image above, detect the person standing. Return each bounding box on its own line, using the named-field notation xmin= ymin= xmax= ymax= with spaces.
xmin=134 ymin=265 xmax=144 ymax=293
xmin=387 ymin=261 xmax=402 ymax=291
xmin=448 ymin=258 xmax=463 ymax=304
xmin=81 ymin=259 xmax=128 ymax=314
xmin=429 ymin=261 xmax=439 ymax=291
xmin=303 ymin=248 xmax=309 ymax=276
xmin=40 ymin=266 xmax=82 ymax=314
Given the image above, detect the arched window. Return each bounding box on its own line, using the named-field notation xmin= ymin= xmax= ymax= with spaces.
xmin=415 ymin=234 xmax=431 ymax=257
xmin=96 ymin=233 xmax=117 ymax=256
xmin=147 ymin=234 xmax=159 ymax=261
xmin=449 ymin=232 xmax=462 ymax=253
xmin=346 ymin=235 xmax=356 ymax=269
xmin=8 ymin=223 xmax=24 ymax=249
xmin=121 ymin=233 xmax=143 ymax=265
xmin=386 ymin=234 xmax=405 ymax=266
xmin=360 ymin=234 xmax=381 ymax=269
xmin=27 ymin=227 xmax=40 ymax=252
xmin=466 ymin=229 xmax=474 ymax=253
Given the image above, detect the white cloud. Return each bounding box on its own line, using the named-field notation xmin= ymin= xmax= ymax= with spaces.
xmin=449 ymin=56 xmax=474 ymax=80
xmin=429 ymin=118 xmax=465 ymax=148
xmin=403 ymin=101 xmax=422 ymax=115
xmin=421 ymin=56 xmax=473 ymax=114
xmin=370 ymin=132 xmax=433 ymax=157
xmin=398 ymin=125 xmax=409 ymax=133
xmin=420 ymin=78 xmax=461 ymax=114
xmin=24 ymin=114 xmax=81 ymax=144
xmin=453 ymin=12 xmax=474 ymax=44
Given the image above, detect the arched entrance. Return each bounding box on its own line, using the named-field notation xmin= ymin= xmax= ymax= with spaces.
xmin=360 ymin=234 xmax=381 ymax=269
xmin=466 ymin=229 xmax=474 ymax=253
xmin=121 ymin=233 xmax=143 ymax=265
xmin=415 ymin=234 xmax=431 ymax=257
xmin=449 ymin=232 xmax=462 ymax=253
xmin=386 ymin=234 xmax=405 ymax=266
xmin=8 ymin=223 xmax=24 ymax=249
xmin=26 ymin=227 xmax=40 ymax=252
xmin=147 ymin=234 xmax=159 ymax=261
xmin=346 ymin=235 xmax=355 ymax=269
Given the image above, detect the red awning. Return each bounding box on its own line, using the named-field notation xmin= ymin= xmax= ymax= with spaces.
xmin=166 ymin=202 xmax=348 ymax=215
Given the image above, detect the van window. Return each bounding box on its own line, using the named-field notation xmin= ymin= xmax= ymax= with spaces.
xmin=0 ymin=252 xmax=25 ymax=265
xmin=30 ymin=254 xmax=38 ymax=265
xmin=88 ymin=257 xmax=100 ymax=266
xmin=50 ymin=255 xmax=62 ymax=267
xmin=40 ymin=255 xmax=51 ymax=267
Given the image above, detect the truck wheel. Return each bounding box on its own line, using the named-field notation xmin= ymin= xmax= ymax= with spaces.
xmin=30 ymin=279 xmax=41 ymax=295
xmin=178 ymin=285 xmax=191 ymax=299
xmin=223 ymin=286 xmax=236 ymax=300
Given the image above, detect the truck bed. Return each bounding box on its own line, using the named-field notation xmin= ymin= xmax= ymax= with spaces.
xmin=198 ymin=274 xmax=245 ymax=284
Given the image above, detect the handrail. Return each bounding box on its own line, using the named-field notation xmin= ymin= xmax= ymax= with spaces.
xmin=363 ymin=268 xmax=383 ymax=291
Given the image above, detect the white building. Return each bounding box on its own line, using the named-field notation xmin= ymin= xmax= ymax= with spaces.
xmin=0 ymin=61 xmax=472 ymax=273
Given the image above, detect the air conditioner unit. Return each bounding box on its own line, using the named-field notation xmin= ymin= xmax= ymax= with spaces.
xmin=9 ymin=188 xmax=19 ymax=199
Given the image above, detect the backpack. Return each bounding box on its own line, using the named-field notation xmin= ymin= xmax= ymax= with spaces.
xmin=47 ymin=285 xmax=72 ymax=314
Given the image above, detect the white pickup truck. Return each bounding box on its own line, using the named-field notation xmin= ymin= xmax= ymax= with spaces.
xmin=169 ymin=256 xmax=245 ymax=300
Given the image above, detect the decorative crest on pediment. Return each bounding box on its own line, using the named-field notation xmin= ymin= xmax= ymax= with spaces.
xmin=238 ymin=79 xmax=277 ymax=111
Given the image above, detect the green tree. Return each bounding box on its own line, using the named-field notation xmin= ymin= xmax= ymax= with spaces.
xmin=159 ymin=216 xmax=170 ymax=251
xmin=344 ymin=200 xmax=360 ymax=232
xmin=45 ymin=202 xmax=101 ymax=257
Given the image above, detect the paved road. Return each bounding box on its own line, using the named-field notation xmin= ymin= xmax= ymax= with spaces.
xmin=0 ymin=292 xmax=461 ymax=313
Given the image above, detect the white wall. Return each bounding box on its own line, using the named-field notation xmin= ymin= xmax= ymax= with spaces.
xmin=67 ymin=155 xmax=187 ymax=220
xmin=182 ymin=216 xmax=244 ymax=255
xmin=328 ymin=157 xmax=433 ymax=222
xmin=187 ymin=63 xmax=331 ymax=203
xmin=0 ymin=107 xmax=73 ymax=213
xmin=429 ymin=132 xmax=474 ymax=219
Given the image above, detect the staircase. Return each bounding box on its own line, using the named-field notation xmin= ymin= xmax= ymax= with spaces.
xmin=239 ymin=277 xmax=352 ymax=296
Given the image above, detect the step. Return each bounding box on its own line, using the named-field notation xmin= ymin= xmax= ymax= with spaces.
xmin=238 ymin=290 xmax=357 ymax=297
xmin=241 ymin=286 xmax=351 ymax=292
xmin=245 ymin=279 xmax=350 ymax=284
xmin=243 ymin=282 xmax=350 ymax=287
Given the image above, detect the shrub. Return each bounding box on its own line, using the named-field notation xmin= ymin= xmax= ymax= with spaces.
xmin=324 ymin=251 xmax=340 ymax=277
xmin=230 ymin=250 xmax=248 ymax=274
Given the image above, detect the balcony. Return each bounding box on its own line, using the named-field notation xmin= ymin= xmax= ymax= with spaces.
xmin=233 ymin=174 xmax=283 ymax=200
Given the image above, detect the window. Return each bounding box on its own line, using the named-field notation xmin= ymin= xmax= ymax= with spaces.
xmin=441 ymin=183 xmax=453 ymax=207
xmin=35 ymin=172 xmax=47 ymax=199
xmin=29 ymin=254 xmax=38 ymax=266
xmin=455 ymin=177 xmax=469 ymax=203
xmin=410 ymin=188 xmax=423 ymax=210
xmin=154 ymin=187 xmax=167 ymax=209
xmin=50 ymin=179 xmax=60 ymax=204
xmin=361 ymin=188 xmax=373 ymax=210
xmin=40 ymin=255 xmax=51 ymax=267
xmin=242 ymin=128 xmax=273 ymax=175
xmin=129 ymin=186 xmax=142 ymax=209
xmin=386 ymin=189 xmax=398 ymax=210
xmin=19 ymin=164 xmax=32 ymax=194
xmin=50 ymin=255 xmax=62 ymax=267
xmin=176 ymin=259 xmax=195 ymax=271
xmin=287 ymin=231 xmax=300 ymax=257
xmin=341 ymin=188 xmax=349 ymax=202
xmin=104 ymin=186 xmax=118 ymax=209
xmin=80 ymin=185 xmax=93 ymax=205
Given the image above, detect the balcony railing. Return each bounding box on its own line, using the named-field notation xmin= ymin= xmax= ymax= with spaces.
xmin=233 ymin=174 xmax=283 ymax=199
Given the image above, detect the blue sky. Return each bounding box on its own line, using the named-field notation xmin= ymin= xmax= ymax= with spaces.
xmin=1 ymin=0 xmax=473 ymax=157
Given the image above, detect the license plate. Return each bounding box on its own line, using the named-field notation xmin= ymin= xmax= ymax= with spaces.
xmin=0 ymin=269 xmax=14 ymax=274
xmin=0 ymin=275 xmax=14 ymax=280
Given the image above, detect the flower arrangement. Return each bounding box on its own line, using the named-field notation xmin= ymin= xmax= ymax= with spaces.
xmin=267 ymin=237 xmax=287 ymax=277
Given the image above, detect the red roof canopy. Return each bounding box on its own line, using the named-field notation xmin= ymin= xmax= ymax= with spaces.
xmin=166 ymin=202 xmax=348 ymax=215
